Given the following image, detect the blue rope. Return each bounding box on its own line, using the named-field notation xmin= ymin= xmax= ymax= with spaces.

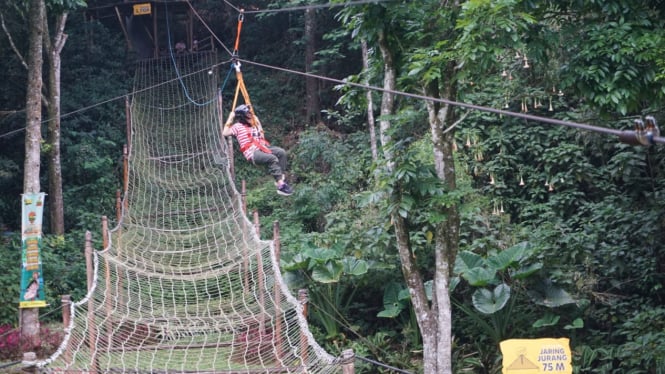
xmin=164 ymin=2 xmax=216 ymax=106
xmin=220 ymin=65 xmax=234 ymax=93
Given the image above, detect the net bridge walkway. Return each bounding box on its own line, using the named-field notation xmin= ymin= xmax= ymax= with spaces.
xmin=35 ymin=52 xmax=351 ymax=374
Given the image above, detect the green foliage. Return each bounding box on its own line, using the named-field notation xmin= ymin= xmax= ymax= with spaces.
xmin=0 ymin=235 xmax=21 ymax=325
xmin=556 ymin=2 xmax=665 ymax=115
xmin=282 ymin=240 xmax=370 ymax=342
xmin=0 ymin=232 xmax=88 ymax=326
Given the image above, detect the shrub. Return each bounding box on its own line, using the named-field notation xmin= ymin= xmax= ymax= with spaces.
xmin=0 ymin=324 xmax=64 ymax=362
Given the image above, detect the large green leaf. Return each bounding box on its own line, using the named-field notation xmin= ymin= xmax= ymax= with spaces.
xmin=303 ymin=246 xmax=338 ymax=262
xmin=341 ymin=257 xmax=369 ymax=276
xmin=511 ymin=263 xmax=543 ymax=280
xmin=463 ymin=267 xmax=497 ymax=286
xmin=377 ymin=305 xmax=402 ymax=318
xmin=486 ymin=242 xmax=530 ymax=270
xmin=472 ymin=283 xmax=511 ymax=314
xmin=532 ymin=313 xmax=560 ymax=328
xmin=564 ymin=318 xmax=584 ymax=330
xmin=378 ymin=282 xmax=406 ymax=318
xmin=527 ymin=279 xmax=576 ymax=307
xmin=454 ymin=250 xmax=485 ymax=275
xmin=311 ymin=260 xmax=344 ymax=283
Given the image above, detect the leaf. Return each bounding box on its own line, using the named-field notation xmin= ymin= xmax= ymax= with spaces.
xmin=527 ymin=279 xmax=576 ymax=307
xmin=449 ymin=276 xmax=460 ymax=292
xmin=341 ymin=257 xmax=369 ymax=276
xmin=486 ymin=242 xmax=530 ymax=271
xmin=377 ymin=282 xmax=407 ymax=318
xmin=472 ymin=284 xmax=510 ymax=314
xmin=377 ymin=305 xmax=402 ymax=318
xmin=454 ymin=250 xmax=484 ymax=275
xmin=564 ymin=318 xmax=584 ymax=330
xmin=303 ymin=246 xmax=338 ymax=263
xmin=511 ymin=263 xmax=543 ymax=280
xmin=311 ymin=260 xmax=343 ymax=283
xmin=532 ymin=313 xmax=560 ymax=328
xmin=463 ymin=267 xmax=497 ymax=287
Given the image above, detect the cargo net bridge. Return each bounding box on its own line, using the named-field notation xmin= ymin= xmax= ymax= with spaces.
xmin=36 ymin=51 xmax=350 ymax=373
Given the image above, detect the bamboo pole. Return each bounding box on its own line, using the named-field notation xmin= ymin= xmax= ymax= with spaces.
xmin=61 ymin=294 xmax=71 ymax=365
xmin=122 ymin=145 xmax=128 ymax=214
xmin=115 ymin=190 xmax=121 ymax=222
xmin=241 ymin=180 xmax=248 ymax=293
xmin=299 ymin=289 xmax=309 ymax=367
xmin=273 ymin=221 xmax=283 ymax=360
xmin=84 ymin=231 xmax=98 ymax=374
xmin=102 ymin=217 xmax=112 ymax=349
xmin=125 ymin=96 xmax=131 ymax=147
xmin=253 ymin=210 xmax=265 ymax=334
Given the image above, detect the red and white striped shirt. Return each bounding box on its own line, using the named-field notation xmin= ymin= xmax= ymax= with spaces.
xmin=228 ymin=122 xmax=271 ymax=160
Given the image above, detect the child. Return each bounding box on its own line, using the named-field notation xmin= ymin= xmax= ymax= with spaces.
xmin=222 ymin=105 xmax=293 ymax=196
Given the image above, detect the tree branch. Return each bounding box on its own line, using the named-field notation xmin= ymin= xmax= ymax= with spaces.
xmin=0 ymin=11 xmax=28 ymax=69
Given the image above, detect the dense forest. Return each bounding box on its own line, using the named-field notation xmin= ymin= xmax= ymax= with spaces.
xmin=1 ymin=0 xmax=664 ymax=373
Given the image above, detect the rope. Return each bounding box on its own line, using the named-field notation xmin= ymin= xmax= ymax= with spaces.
xmin=355 ymin=355 xmax=414 ymax=374
xmin=0 ymin=360 xmax=22 ymax=370
xmin=236 ymin=58 xmax=665 ymax=145
xmin=227 ymin=10 xmax=255 ymax=119
xmin=241 ymin=0 xmax=392 ymax=14
xmin=164 ymin=2 xmax=217 ymax=106
xmin=2 ymin=1 xmax=660 ymax=146
xmin=233 ymin=10 xmax=244 ymax=55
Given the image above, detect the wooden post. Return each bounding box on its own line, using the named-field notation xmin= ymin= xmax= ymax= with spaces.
xmin=241 ymin=180 xmax=248 ymax=293
xmin=253 ymin=210 xmax=265 ymax=334
xmin=22 ymin=352 xmax=38 ymax=374
xmin=125 ymin=96 xmax=131 ymax=147
xmin=273 ymin=221 xmax=283 ymax=360
xmin=84 ymin=231 xmax=98 ymax=374
xmin=241 ymin=180 xmax=247 ymax=215
xmin=61 ymin=295 xmax=71 ymax=365
xmin=228 ymin=136 xmax=235 ymax=181
xmin=115 ymin=190 xmax=122 ymax=222
xmin=102 ymin=217 xmax=112 ymax=349
xmin=299 ymin=289 xmax=309 ymax=367
xmin=341 ymin=349 xmax=355 ymax=374
xmin=123 ymin=145 xmax=129 ymax=214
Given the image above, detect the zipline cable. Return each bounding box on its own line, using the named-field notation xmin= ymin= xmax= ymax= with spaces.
xmin=236 ymin=58 xmax=665 ymax=145
xmin=241 ymin=0 xmax=392 ymax=14
xmin=184 ymin=0 xmax=663 ymax=145
xmin=2 ymin=2 xmax=661 ymax=145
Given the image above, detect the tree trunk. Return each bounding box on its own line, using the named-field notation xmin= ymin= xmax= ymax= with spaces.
xmin=304 ymin=7 xmax=320 ymax=125
xmin=361 ymin=39 xmax=378 ymax=162
xmin=44 ymin=13 xmax=68 ymax=236
xmin=21 ymin=0 xmax=45 ymax=350
xmin=424 ymin=67 xmax=460 ymax=374
xmin=377 ymin=29 xmax=394 ymax=166
xmin=376 ymin=26 xmax=444 ymax=374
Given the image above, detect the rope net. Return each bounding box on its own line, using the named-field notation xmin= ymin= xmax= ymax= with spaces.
xmin=40 ymin=52 xmax=342 ymax=373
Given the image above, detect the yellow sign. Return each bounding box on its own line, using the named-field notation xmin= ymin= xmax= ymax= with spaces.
xmin=500 ymin=338 xmax=572 ymax=373
xmin=133 ymin=3 xmax=151 ymax=16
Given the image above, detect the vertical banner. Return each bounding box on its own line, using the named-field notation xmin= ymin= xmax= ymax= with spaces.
xmin=19 ymin=192 xmax=47 ymax=308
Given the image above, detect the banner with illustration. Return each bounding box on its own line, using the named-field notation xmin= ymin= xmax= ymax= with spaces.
xmin=19 ymin=193 xmax=46 ymax=308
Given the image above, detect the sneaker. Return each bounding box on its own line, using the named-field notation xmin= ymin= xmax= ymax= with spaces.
xmin=277 ymin=182 xmax=294 ymax=196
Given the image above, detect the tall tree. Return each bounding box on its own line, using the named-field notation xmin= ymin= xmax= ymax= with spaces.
xmin=21 ymin=0 xmax=46 ymax=350
xmin=304 ymin=6 xmax=320 ymax=124
xmin=341 ymin=3 xmax=459 ymax=372
xmin=337 ymin=1 xmax=541 ymax=372
xmin=361 ymin=39 xmax=378 ymax=161
xmin=43 ymin=9 xmax=68 ymax=235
